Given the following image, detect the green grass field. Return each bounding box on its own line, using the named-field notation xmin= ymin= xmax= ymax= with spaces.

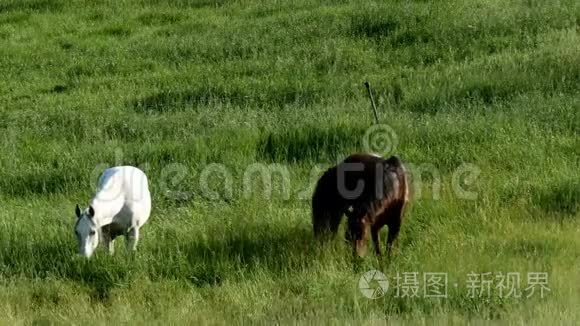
xmin=1 ymin=0 xmax=579 ymax=324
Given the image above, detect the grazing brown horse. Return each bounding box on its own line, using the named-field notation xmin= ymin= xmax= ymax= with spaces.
xmin=311 ymin=153 xmax=409 ymax=257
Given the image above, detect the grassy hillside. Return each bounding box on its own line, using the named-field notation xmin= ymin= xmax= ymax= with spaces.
xmin=0 ymin=0 xmax=579 ymax=324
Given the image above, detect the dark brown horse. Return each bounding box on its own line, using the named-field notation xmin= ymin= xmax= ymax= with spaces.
xmin=311 ymin=153 xmax=409 ymax=257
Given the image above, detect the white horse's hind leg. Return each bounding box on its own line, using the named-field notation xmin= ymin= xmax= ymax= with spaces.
xmin=126 ymin=227 xmax=139 ymax=252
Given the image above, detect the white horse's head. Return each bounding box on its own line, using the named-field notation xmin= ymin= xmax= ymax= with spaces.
xmin=74 ymin=205 xmax=99 ymax=258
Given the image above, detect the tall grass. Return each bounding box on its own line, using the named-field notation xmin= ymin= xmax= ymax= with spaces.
xmin=0 ymin=0 xmax=579 ymax=323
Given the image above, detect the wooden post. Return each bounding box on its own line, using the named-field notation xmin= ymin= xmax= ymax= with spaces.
xmin=364 ymin=81 xmax=379 ymax=124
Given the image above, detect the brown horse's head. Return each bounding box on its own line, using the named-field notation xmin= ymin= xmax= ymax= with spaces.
xmin=346 ymin=214 xmax=371 ymax=257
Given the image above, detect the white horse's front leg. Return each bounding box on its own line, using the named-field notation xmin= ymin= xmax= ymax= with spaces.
xmin=101 ymin=229 xmax=115 ymax=255
xmin=106 ymin=238 xmax=115 ymax=255
xmin=126 ymin=227 xmax=139 ymax=252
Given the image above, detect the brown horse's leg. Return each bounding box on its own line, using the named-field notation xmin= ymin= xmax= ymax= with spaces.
xmin=371 ymin=210 xmax=388 ymax=256
xmin=371 ymin=225 xmax=381 ymax=256
xmin=386 ymin=202 xmax=405 ymax=256
xmin=386 ymin=220 xmax=400 ymax=256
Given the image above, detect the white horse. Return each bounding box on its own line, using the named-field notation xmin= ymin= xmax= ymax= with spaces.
xmin=75 ymin=166 xmax=151 ymax=258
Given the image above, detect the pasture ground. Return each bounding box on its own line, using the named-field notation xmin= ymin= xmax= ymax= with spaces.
xmin=0 ymin=0 xmax=579 ymax=324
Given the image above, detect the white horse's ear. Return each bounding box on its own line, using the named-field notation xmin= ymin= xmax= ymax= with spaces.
xmin=88 ymin=206 xmax=95 ymax=219
xmin=75 ymin=205 xmax=81 ymax=219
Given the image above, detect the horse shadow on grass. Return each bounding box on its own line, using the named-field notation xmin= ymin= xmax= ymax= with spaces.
xmin=0 ymin=236 xmax=136 ymax=303
xmin=150 ymin=225 xmax=338 ymax=287
xmin=532 ymin=180 xmax=580 ymax=218
xmin=0 ymin=225 xmax=346 ymax=302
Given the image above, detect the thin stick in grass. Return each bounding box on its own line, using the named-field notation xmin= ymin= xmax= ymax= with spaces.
xmin=364 ymin=81 xmax=380 ymax=125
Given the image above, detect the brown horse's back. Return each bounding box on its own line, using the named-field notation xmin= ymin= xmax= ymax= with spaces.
xmin=340 ymin=153 xmax=405 ymax=209
xmin=382 ymin=155 xmax=409 ymax=208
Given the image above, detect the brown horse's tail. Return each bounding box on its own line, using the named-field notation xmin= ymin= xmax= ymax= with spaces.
xmin=311 ymin=166 xmax=345 ymax=239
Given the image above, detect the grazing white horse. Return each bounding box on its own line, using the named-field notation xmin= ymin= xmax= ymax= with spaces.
xmin=75 ymin=166 xmax=151 ymax=258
